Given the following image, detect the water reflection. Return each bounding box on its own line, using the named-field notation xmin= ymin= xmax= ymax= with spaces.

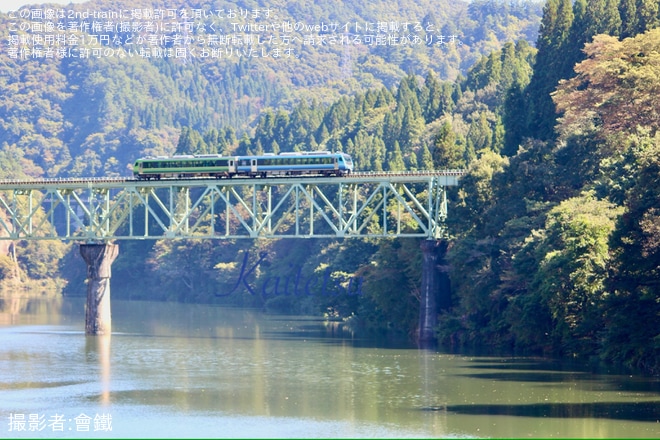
xmin=85 ymin=334 xmax=112 ymax=406
xmin=0 ymin=297 xmax=658 ymax=438
xmin=0 ymin=294 xmax=63 ymax=326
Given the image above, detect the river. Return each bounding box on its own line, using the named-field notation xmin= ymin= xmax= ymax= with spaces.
xmin=1 ymin=295 xmax=658 ymax=438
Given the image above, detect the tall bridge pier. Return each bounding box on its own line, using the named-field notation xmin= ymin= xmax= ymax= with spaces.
xmin=80 ymin=243 xmax=118 ymax=335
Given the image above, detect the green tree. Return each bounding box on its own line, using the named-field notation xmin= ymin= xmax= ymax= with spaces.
xmin=176 ymin=127 xmax=207 ymax=155
xmin=147 ymin=236 xmax=219 ymax=302
xmin=602 ymin=131 xmax=660 ymax=373
xmin=356 ymin=239 xmax=421 ymax=336
xmin=451 ymin=150 xmax=509 ymax=235
xmin=399 ymin=106 xmax=424 ymax=150
xmin=636 ymin=0 xmax=660 ymax=33
xmin=524 ymin=0 xmax=574 ymax=141
xmin=502 ymin=79 xmax=527 ymax=155
xmin=432 ymin=120 xmax=464 ymax=169
xmin=467 ymin=112 xmax=493 ymax=153
xmin=619 ymin=0 xmax=639 ymax=38
xmin=0 ymin=145 xmax=30 ymax=179
xmin=387 ymin=141 xmax=406 ymax=171
xmin=420 ymin=143 xmax=434 ymax=170
xmin=509 ymin=194 xmax=622 ymax=355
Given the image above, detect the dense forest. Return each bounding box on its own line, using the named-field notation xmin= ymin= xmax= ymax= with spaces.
xmin=1 ymin=0 xmax=659 ymax=375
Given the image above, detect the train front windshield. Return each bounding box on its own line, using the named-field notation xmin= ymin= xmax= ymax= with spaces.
xmin=342 ymin=154 xmax=353 ymax=169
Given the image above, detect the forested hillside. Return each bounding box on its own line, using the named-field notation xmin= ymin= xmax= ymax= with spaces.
xmin=0 ymin=0 xmax=542 ymax=295
xmin=2 ymin=0 xmax=659 ymax=375
xmin=442 ymin=0 xmax=660 ymax=375
xmin=0 ymin=0 xmax=542 ymax=178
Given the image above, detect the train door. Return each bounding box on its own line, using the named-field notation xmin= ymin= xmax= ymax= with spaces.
xmin=251 ymin=158 xmax=257 ymax=174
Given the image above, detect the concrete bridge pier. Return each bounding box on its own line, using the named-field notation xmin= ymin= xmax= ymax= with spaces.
xmin=418 ymin=239 xmax=451 ymax=346
xmin=80 ymin=242 xmax=119 ymax=336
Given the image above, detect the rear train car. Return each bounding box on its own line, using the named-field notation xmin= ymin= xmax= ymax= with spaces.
xmin=235 ymin=151 xmax=353 ymax=177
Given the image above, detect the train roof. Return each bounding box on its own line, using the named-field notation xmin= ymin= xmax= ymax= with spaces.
xmin=136 ymin=151 xmax=350 ymax=161
xmin=252 ymin=152 xmax=341 ymax=157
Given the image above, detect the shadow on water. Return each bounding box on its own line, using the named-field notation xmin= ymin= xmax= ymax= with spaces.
xmin=457 ymin=358 xmax=660 ymax=394
xmin=260 ymin=319 xmax=415 ymax=349
xmin=423 ymin=401 xmax=660 ymax=423
xmin=260 ymin=329 xmax=415 ymax=349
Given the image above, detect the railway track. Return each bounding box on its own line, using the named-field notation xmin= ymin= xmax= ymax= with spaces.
xmin=0 ymin=170 xmax=465 ymax=187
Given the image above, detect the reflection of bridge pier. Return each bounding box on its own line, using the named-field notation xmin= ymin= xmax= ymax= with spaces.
xmin=80 ymin=242 xmax=118 ymax=335
xmin=419 ymin=240 xmax=451 ymax=346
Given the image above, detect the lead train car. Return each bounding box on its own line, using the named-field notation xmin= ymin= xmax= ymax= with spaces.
xmin=133 ymin=151 xmax=353 ymax=180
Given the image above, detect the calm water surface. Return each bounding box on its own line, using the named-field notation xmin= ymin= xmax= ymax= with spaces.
xmin=0 ymin=296 xmax=658 ymax=438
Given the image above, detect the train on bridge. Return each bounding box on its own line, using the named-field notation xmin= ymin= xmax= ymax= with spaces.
xmin=133 ymin=151 xmax=354 ymax=180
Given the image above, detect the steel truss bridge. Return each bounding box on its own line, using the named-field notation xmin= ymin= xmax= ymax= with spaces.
xmin=0 ymin=171 xmax=463 ymax=242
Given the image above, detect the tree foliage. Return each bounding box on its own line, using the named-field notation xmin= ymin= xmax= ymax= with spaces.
xmin=439 ymin=5 xmax=660 ymax=374
xmin=553 ymin=28 xmax=660 ymax=140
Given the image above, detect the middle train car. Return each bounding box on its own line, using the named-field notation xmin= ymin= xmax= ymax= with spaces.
xmin=133 ymin=151 xmax=353 ymax=180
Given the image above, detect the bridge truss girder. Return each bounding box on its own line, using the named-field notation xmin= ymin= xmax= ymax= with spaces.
xmin=0 ymin=174 xmax=460 ymax=241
